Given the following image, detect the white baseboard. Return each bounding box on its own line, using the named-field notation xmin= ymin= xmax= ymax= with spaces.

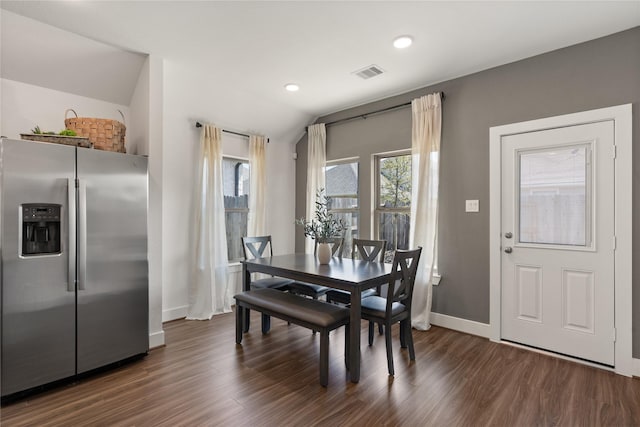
xmin=149 ymin=330 xmax=165 ymax=349
xmin=429 ymin=312 xmax=491 ymax=338
xmin=163 ymin=305 xmax=188 ymax=322
xmin=430 ymin=313 xmax=640 ymax=377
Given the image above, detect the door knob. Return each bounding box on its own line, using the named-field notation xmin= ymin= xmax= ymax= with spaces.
xmin=504 ymin=247 xmax=513 ymax=254
xmin=504 ymin=232 xmax=513 ymax=239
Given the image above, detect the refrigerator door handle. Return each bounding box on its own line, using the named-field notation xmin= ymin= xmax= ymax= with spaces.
xmin=78 ymin=179 xmax=87 ymax=291
xmin=67 ymin=178 xmax=76 ymax=292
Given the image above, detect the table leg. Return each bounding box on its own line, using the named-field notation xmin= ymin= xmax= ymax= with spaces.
xmin=349 ymin=288 xmax=362 ymax=382
xmin=242 ymin=263 xmax=251 ymax=333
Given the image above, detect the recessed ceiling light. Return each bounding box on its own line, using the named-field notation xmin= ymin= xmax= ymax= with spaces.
xmin=284 ymin=83 xmax=299 ymax=92
xmin=393 ymin=35 xmax=413 ymax=49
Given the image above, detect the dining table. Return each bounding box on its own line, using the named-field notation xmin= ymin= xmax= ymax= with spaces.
xmin=241 ymin=253 xmax=393 ymax=383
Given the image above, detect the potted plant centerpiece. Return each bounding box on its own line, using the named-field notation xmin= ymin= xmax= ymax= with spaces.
xmin=296 ymin=188 xmax=346 ymax=264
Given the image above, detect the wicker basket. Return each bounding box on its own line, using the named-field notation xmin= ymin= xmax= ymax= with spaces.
xmin=20 ymin=133 xmax=92 ymax=148
xmin=64 ymin=109 xmax=126 ymax=153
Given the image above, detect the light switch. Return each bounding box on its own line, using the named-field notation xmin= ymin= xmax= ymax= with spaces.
xmin=465 ymin=199 xmax=479 ymax=212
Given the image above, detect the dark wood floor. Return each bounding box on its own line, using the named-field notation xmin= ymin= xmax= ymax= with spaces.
xmin=2 ymin=310 xmax=640 ymax=426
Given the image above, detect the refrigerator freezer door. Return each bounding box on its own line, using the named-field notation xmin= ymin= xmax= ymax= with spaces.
xmin=1 ymin=139 xmax=76 ymax=397
xmin=76 ymin=149 xmax=148 ymax=373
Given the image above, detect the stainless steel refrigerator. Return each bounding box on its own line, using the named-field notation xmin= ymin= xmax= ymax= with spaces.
xmin=0 ymin=138 xmax=149 ymax=398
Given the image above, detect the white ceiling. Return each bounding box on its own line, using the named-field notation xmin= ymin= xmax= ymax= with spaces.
xmin=1 ymin=9 xmax=147 ymax=106
xmin=2 ymin=1 xmax=639 ymax=142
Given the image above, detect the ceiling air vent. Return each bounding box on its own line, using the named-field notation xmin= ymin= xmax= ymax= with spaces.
xmin=353 ymin=64 xmax=384 ymax=80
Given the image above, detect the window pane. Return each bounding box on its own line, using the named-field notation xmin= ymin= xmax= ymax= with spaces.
xmin=327 ymin=196 xmax=358 ymax=210
xmin=330 ymin=211 xmax=359 ymax=258
xmin=378 ymin=212 xmax=411 ymax=260
xmin=225 ymin=211 xmax=248 ymax=260
xmin=325 ymin=161 xmax=359 ymax=249
xmin=223 ymin=159 xmax=250 ymax=201
xmin=519 ymin=145 xmax=590 ymax=246
xmin=378 ymin=155 xmax=411 ymax=208
xmin=325 ymin=162 xmax=358 ymax=208
xmin=223 ymin=158 xmax=250 ymax=260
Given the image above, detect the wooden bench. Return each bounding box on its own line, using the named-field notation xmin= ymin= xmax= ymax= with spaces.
xmin=234 ymin=288 xmax=350 ymax=387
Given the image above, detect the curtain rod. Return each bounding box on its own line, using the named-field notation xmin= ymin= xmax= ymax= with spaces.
xmin=306 ymin=92 xmax=445 ymax=131
xmin=195 ymin=122 xmax=269 ymax=143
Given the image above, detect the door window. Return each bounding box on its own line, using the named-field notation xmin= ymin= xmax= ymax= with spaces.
xmin=518 ymin=144 xmax=592 ymax=247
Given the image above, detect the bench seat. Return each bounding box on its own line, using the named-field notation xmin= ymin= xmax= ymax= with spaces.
xmin=234 ymin=288 xmax=350 ymax=387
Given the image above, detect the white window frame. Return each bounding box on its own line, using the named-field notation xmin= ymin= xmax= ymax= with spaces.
xmin=325 ymin=158 xmax=359 ymax=221
xmin=325 ymin=157 xmax=359 ymax=256
xmin=373 ymin=150 xmax=412 ymax=251
xmin=372 ymin=149 xmax=441 ymax=283
xmin=223 ymin=155 xmax=250 ymax=262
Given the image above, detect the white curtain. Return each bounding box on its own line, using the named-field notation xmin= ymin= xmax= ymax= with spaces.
xmin=187 ymin=124 xmax=231 ymax=320
xmin=305 ymin=123 xmax=326 ymax=253
xmin=248 ymin=135 xmax=267 ymax=237
xmin=410 ymin=93 xmax=442 ymax=330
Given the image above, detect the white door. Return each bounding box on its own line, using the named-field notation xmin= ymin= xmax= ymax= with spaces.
xmin=501 ymin=121 xmax=615 ymax=366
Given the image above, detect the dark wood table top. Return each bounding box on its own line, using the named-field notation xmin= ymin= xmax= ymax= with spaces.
xmin=241 ymin=253 xmax=392 ymax=291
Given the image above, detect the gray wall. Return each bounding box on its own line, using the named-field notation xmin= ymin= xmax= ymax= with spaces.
xmin=295 ymin=26 xmax=640 ymax=357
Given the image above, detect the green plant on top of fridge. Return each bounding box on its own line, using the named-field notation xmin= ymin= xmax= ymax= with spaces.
xmin=29 ymin=126 xmax=77 ymax=136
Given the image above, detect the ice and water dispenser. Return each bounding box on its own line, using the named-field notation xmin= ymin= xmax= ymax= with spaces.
xmin=21 ymin=204 xmax=62 ymax=256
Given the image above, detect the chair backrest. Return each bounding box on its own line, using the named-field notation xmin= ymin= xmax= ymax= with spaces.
xmin=242 ymin=236 xmax=274 ymax=260
xmin=386 ymin=247 xmax=422 ymax=314
xmin=314 ymin=237 xmax=344 ymax=258
xmin=351 ymin=238 xmax=386 ymax=262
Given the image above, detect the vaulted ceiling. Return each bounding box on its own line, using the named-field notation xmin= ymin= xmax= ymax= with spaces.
xmin=2 ymin=1 xmax=639 ymax=143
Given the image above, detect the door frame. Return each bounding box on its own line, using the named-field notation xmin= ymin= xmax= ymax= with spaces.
xmin=489 ymin=104 xmax=632 ymax=376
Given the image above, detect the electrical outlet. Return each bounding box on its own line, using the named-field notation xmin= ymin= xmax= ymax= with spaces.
xmin=465 ymin=199 xmax=479 ymax=212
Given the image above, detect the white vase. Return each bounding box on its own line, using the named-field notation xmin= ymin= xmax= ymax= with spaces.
xmin=317 ymin=242 xmax=332 ymax=264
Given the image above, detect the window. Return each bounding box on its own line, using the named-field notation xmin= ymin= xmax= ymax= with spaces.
xmin=324 ymin=160 xmax=358 ymax=258
xmin=375 ymin=152 xmax=411 ymax=260
xmin=518 ymin=144 xmax=591 ymax=246
xmin=223 ymin=157 xmax=250 ymax=261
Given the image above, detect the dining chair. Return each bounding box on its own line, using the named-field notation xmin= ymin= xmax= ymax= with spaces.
xmin=241 ymin=235 xmax=294 ymax=333
xmin=360 ymin=247 xmax=422 ymax=376
xmin=317 ymin=237 xmax=345 ymax=257
xmin=286 ymin=237 xmax=345 ymax=299
xmin=242 ymin=236 xmax=294 ymax=290
xmin=325 ymin=238 xmax=387 ymax=305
